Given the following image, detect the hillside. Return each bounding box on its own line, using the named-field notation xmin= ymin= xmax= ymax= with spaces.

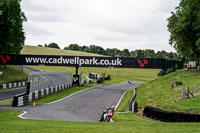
xmin=136 ymin=70 xmax=200 ymax=113
xmin=21 ymin=45 xmax=103 ymax=56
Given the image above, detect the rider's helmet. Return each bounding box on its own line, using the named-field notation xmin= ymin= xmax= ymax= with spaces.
xmin=111 ymin=105 xmax=115 ymax=110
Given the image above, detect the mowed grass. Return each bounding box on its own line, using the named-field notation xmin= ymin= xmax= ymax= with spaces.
xmin=21 ymin=45 xmax=103 ymax=56
xmin=0 ymin=65 xmax=28 ymax=85
xmin=1 ymin=87 xmax=200 ymax=133
xmin=135 ymin=70 xmax=200 ymax=113
xmin=1 ymin=68 xmax=200 ymax=132
xmin=29 ymin=65 xmax=160 ymax=84
xmin=115 ymin=89 xmax=134 ymax=112
xmin=0 ymin=99 xmax=12 ymax=105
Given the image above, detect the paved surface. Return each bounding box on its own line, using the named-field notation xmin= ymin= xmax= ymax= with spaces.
xmin=0 ymin=82 xmax=143 ymax=122
xmin=0 ymin=88 xmax=26 ymax=101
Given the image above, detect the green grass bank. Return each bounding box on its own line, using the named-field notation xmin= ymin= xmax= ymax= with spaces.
xmin=21 ymin=45 xmax=103 ymax=56
xmin=136 ymin=70 xmax=200 ymax=113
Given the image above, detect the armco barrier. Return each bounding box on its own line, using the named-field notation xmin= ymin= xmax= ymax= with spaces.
xmin=0 ymin=81 xmax=26 ymax=89
xmin=12 ymin=82 xmax=72 ymax=107
xmin=143 ymin=106 xmax=200 ymax=122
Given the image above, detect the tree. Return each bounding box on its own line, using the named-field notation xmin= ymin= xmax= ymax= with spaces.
xmin=91 ymin=45 xmax=105 ymax=55
xmin=167 ymin=0 xmax=200 ymax=62
xmin=65 ymin=44 xmax=80 ymax=51
xmin=38 ymin=44 xmax=43 ymax=47
xmin=0 ymin=0 xmax=26 ymax=54
xmin=105 ymin=48 xmax=121 ymax=57
xmin=131 ymin=50 xmax=145 ymax=58
xmin=156 ymin=50 xmax=168 ymax=59
xmin=82 ymin=46 xmax=90 ymax=52
xmin=48 ymin=43 xmax=60 ymax=49
xmin=121 ymin=49 xmax=130 ymax=57
xmin=80 ymin=46 xmax=86 ymax=51
xmin=143 ymin=49 xmax=155 ymax=58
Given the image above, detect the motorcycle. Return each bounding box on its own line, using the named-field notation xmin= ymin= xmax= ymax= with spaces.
xmin=99 ymin=106 xmax=115 ymax=122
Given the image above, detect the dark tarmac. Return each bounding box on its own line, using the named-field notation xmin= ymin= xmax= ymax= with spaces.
xmin=0 ymin=82 xmax=143 ymax=122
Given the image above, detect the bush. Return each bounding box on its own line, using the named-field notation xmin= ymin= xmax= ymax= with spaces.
xmin=158 ymin=68 xmax=176 ymax=76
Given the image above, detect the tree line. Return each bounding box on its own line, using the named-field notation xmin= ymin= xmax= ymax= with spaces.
xmin=39 ymin=43 xmax=182 ymax=60
xmin=64 ymin=44 xmax=182 ymax=60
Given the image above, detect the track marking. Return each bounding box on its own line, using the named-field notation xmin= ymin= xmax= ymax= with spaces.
xmin=115 ymin=90 xmax=128 ymax=110
xmin=18 ymin=111 xmax=27 ymax=119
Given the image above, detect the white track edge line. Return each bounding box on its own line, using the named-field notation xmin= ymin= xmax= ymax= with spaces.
xmin=47 ymin=85 xmax=102 ymax=104
xmin=115 ymin=90 xmax=128 ymax=110
xmin=18 ymin=111 xmax=27 ymax=119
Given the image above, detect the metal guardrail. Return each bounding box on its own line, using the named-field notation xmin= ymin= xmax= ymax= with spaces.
xmin=28 ymin=72 xmax=72 ymax=93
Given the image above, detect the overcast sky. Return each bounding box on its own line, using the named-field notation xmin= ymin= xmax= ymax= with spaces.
xmin=21 ymin=0 xmax=179 ymax=52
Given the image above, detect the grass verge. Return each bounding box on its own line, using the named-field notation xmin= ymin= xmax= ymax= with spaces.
xmin=1 ymin=84 xmax=200 ymax=132
xmin=136 ymin=70 xmax=200 ymax=113
xmin=0 ymin=65 xmax=28 ymax=84
xmin=0 ymin=99 xmax=12 ymax=105
xmin=115 ymin=89 xmax=134 ymax=112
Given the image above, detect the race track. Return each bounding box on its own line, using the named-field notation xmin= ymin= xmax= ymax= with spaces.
xmin=20 ymin=82 xmax=143 ymax=122
xmin=0 ymin=66 xmax=144 ymax=122
xmin=0 ymin=88 xmax=26 ymax=101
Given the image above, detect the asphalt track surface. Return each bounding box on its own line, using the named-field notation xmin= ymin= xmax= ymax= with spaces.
xmin=0 ymin=82 xmax=143 ymax=122
xmin=0 ymin=88 xmax=26 ymax=101
xmin=0 ymin=66 xmax=144 ymax=122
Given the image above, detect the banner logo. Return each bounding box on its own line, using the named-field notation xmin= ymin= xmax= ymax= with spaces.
xmin=0 ymin=55 xmax=11 ymax=64
xmin=137 ymin=59 xmax=148 ymax=67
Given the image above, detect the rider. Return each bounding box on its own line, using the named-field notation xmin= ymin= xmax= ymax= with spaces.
xmin=128 ymin=79 xmax=132 ymax=84
xmin=107 ymin=105 xmax=115 ymax=116
xmin=99 ymin=105 xmax=115 ymax=122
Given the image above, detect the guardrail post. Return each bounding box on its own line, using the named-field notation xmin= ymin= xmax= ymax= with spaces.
xmin=26 ymin=81 xmax=30 ymax=95
xmin=129 ymin=88 xmax=137 ymax=111
xmin=75 ymin=66 xmax=79 ymax=75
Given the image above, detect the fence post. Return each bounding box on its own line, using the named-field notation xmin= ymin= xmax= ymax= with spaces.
xmin=187 ymin=87 xmax=190 ymax=98
xmin=26 ymin=81 xmax=30 ymax=95
xmin=182 ymin=88 xmax=185 ymax=99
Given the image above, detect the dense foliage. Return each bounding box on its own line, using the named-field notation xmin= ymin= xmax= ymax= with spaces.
xmin=63 ymin=44 xmax=182 ymax=60
xmin=0 ymin=0 xmax=26 ymax=54
xmin=48 ymin=42 xmax=60 ymax=49
xmin=167 ymin=0 xmax=200 ymax=62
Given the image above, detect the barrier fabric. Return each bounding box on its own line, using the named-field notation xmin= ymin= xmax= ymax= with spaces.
xmin=0 ymin=54 xmax=183 ymax=69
